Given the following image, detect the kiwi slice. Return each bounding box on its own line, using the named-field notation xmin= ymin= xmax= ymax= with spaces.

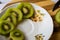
xmin=9 ymin=8 xmax=23 ymax=23
xmin=0 ymin=20 xmax=15 ymax=35
xmin=55 ymin=10 xmax=60 ymax=24
xmin=10 ymin=29 xmax=25 ymax=40
xmin=17 ymin=2 xmax=34 ymax=19
xmin=1 ymin=8 xmax=23 ymax=25
xmin=0 ymin=8 xmax=11 ymax=20
xmin=11 ymin=13 xmax=17 ymax=25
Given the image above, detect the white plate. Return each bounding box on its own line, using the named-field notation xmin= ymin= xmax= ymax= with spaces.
xmin=0 ymin=3 xmax=53 ymax=40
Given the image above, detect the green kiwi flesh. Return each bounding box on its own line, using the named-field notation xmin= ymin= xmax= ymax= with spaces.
xmin=17 ymin=2 xmax=34 ymax=19
xmin=55 ymin=10 xmax=60 ymax=24
xmin=0 ymin=20 xmax=15 ymax=35
xmin=1 ymin=8 xmax=23 ymax=25
xmin=10 ymin=29 xmax=25 ymax=40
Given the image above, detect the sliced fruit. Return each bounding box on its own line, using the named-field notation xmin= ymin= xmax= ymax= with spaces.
xmin=9 ymin=8 xmax=23 ymax=23
xmin=11 ymin=12 xmax=17 ymax=25
xmin=0 ymin=8 xmax=11 ymax=20
xmin=17 ymin=2 xmax=34 ymax=18
xmin=55 ymin=10 xmax=60 ymax=24
xmin=10 ymin=29 xmax=25 ymax=40
xmin=0 ymin=20 xmax=15 ymax=35
xmin=1 ymin=8 xmax=23 ymax=25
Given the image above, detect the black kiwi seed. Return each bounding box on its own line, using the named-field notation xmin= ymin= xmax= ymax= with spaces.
xmin=21 ymin=7 xmax=29 ymax=15
xmin=5 ymin=16 xmax=12 ymax=22
xmin=12 ymin=11 xmax=18 ymax=17
xmin=0 ymin=33 xmax=10 ymax=37
xmin=2 ymin=23 xmax=11 ymax=31
xmin=11 ymin=11 xmax=19 ymax=21
xmin=10 ymin=38 xmax=13 ymax=40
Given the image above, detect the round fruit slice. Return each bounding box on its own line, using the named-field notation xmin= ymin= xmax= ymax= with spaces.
xmin=0 ymin=20 xmax=15 ymax=35
xmin=55 ymin=10 xmax=60 ymax=24
xmin=0 ymin=8 xmax=11 ymax=20
xmin=9 ymin=8 xmax=23 ymax=23
xmin=10 ymin=29 xmax=25 ymax=40
xmin=1 ymin=8 xmax=23 ymax=25
xmin=17 ymin=2 xmax=34 ymax=19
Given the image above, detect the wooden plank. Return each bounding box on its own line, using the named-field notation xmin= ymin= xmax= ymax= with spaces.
xmin=35 ymin=1 xmax=55 ymax=10
xmin=11 ymin=0 xmax=55 ymax=10
xmin=12 ymin=0 xmax=23 ymax=2
xmin=50 ymin=32 xmax=60 ymax=40
xmin=23 ymin=0 xmax=51 ymax=2
xmin=48 ymin=8 xmax=60 ymax=16
xmin=12 ymin=0 xmax=51 ymax=1
xmin=23 ymin=0 xmax=46 ymax=2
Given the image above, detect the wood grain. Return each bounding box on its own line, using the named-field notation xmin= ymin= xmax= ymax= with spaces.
xmin=48 ymin=8 xmax=60 ymax=16
xmin=35 ymin=1 xmax=55 ymax=10
xmin=11 ymin=0 xmax=23 ymax=2
xmin=11 ymin=0 xmax=51 ymax=2
xmin=50 ymin=32 xmax=60 ymax=40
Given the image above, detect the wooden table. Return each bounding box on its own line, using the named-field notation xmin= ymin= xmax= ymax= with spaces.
xmin=8 ymin=0 xmax=60 ymax=40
